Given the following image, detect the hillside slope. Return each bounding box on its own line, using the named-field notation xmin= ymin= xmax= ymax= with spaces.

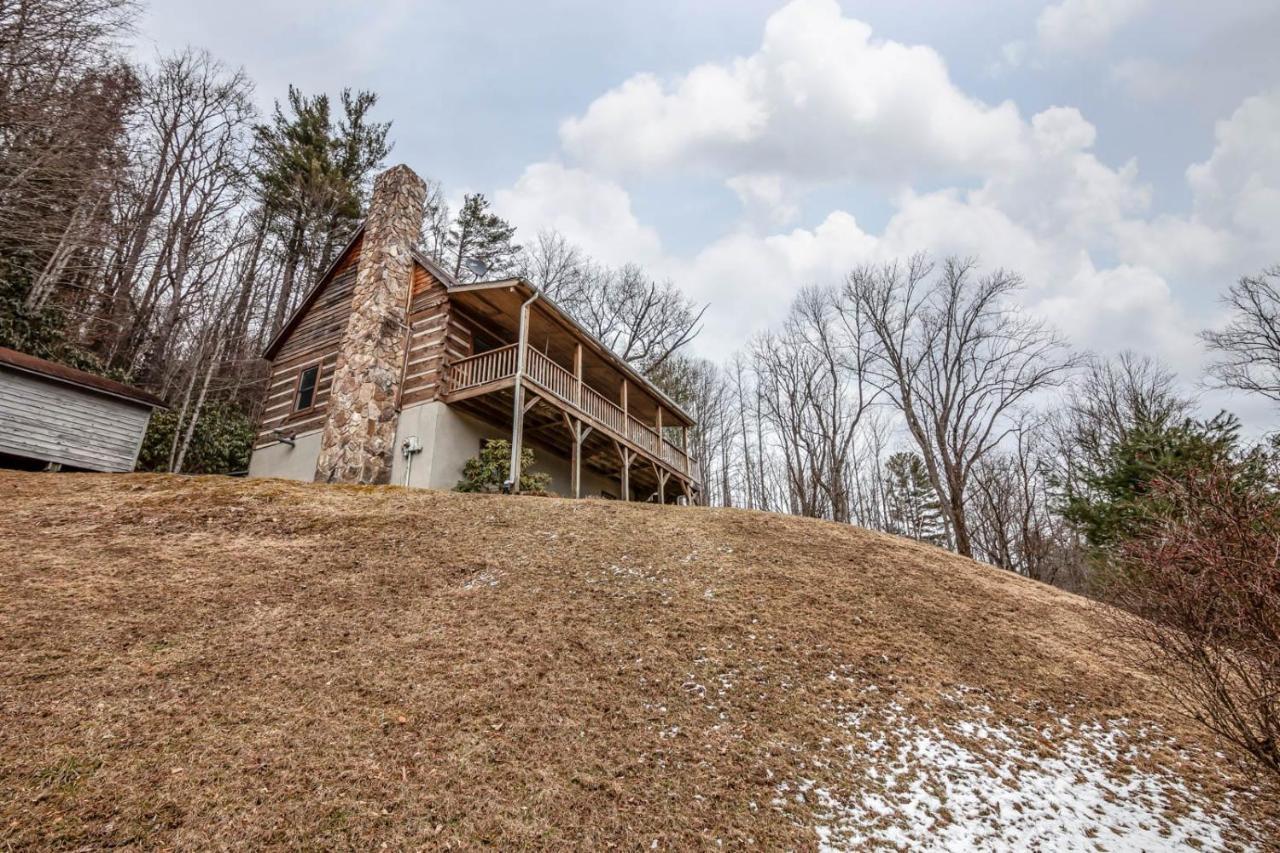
xmin=1 ymin=473 xmax=1275 ymax=850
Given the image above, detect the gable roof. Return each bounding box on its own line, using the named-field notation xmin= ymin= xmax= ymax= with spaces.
xmin=0 ymin=347 xmax=167 ymax=409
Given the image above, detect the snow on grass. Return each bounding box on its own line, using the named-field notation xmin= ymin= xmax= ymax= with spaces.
xmin=786 ymin=692 xmax=1248 ymax=852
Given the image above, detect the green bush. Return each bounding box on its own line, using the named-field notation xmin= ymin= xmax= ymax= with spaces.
xmin=455 ymin=439 xmax=552 ymax=494
xmin=0 ymin=263 xmax=114 ymax=376
xmin=137 ymin=402 xmax=256 ymax=475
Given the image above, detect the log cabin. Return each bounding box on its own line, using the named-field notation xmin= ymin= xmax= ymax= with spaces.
xmin=248 ymin=164 xmax=700 ymax=503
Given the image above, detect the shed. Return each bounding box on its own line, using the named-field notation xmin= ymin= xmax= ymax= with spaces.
xmin=0 ymin=347 xmax=166 ymax=473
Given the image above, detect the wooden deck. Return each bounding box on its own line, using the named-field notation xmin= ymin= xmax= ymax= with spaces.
xmin=442 ymin=343 xmax=700 ymax=499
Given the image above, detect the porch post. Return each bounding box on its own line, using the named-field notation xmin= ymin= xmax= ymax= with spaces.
xmin=508 ymin=290 xmax=539 ymax=492
xmin=574 ymin=343 xmax=583 ymax=406
xmin=614 ymin=440 xmax=632 ymax=502
xmin=651 ymin=461 xmax=669 ymax=505
xmin=566 ymin=413 xmax=582 ymax=499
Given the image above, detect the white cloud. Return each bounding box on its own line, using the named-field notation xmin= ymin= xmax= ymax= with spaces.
xmin=493 ymin=162 xmax=662 ymax=267
xmin=560 ymin=0 xmax=1025 ymax=185
xmin=1187 ymin=89 xmax=1280 ymax=239
xmin=504 ymin=104 xmax=1191 ymax=371
xmin=1112 ymin=89 xmax=1280 ymax=282
xmin=1036 ymin=0 xmax=1152 ymax=54
xmin=668 ymin=211 xmax=877 ymax=355
xmin=973 ymin=107 xmax=1149 ymax=242
xmin=1035 ymin=264 xmax=1201 ymax=374
xmin=725 ymin=173 xmax=800 ymax=227
xmin=492 ymin=6 xmax=1278 ymax=397
xmin=1109 ymin=58 xmax=1183 ymax=101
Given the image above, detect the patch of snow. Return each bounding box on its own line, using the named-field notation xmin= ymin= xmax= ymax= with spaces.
xmin=462 ymin=570 xmax=500 ymax=589
xmin=788 ymin=695 xmax=1249 ymax=852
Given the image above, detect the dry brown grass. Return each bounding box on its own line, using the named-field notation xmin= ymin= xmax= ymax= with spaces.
xmin=0 ymin=472 xmax=1275 ymax=850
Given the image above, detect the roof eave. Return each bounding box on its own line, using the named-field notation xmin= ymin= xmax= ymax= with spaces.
xmin=262 ymin=225 xmax=366 ymax=360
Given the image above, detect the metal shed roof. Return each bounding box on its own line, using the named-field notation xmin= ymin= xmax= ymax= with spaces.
xmin=0 ymin=348 xmax=167 ymax=409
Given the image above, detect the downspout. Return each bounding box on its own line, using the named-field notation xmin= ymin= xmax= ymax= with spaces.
xmin=507 ymin=286 xmax=541 ymax=492
xmin=393 ymin=264 xmax=418 ymax=413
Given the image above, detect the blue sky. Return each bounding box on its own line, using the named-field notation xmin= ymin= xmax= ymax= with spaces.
xmin=137 ymin=0 xmax=1280 ymax=427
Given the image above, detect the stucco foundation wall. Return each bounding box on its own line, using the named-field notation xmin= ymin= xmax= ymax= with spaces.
xmin=249 ymin=402 xmax=621 ymax=497
xmin=391 ymin=400 xmax=619 ymax=497
xmin=248 ymin=428 xmax=324 ymax=481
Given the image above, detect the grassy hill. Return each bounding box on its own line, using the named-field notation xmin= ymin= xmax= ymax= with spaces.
xmin=1 ymin=472 xmax=1276 ymax=850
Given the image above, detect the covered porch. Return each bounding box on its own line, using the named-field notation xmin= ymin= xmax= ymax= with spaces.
xmin=442 ymin=281 xmax=700 ymax=503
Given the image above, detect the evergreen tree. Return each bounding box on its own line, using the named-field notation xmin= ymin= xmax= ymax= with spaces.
xmin=447 ymin=193 xmax=521 ymax=282
xmin=254 ymin=86 xmax=391 ymax=332
xmin=884 ymin=451 xmax=946 ymax=545
xmin=1062 ymin=412 xmax=1263 ymax=548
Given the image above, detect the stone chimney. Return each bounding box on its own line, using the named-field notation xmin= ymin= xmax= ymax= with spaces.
xmin=314 ymin=164 xmax=427 ymax=485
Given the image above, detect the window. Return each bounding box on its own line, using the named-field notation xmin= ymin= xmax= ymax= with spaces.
xmin=295 ymin=365 xmax=319 ymax=411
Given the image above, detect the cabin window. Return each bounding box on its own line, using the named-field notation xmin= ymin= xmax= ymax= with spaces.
xmin=295 ymin=365 xmax=319 ymax=411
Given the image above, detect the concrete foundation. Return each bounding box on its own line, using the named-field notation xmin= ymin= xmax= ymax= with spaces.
xmin=250 ymin=401 xmax=621 ymax=499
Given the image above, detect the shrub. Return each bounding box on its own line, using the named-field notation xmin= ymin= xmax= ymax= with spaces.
xmin=455 ymin=440 xmax=552 ymax=495
xmin=1104 ymin=463 xmax=1280 ymax=777
xmin=136 ymin=402 xmax=256 ymax=475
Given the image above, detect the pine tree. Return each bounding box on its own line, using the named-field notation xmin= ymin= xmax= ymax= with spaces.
xmin=447 ymin=193 xmax=520 ymax=282
xmin=254 ymin=86 xmax=391 ymax=332
xmin=884 ymin=451 xmax=946 ymax=546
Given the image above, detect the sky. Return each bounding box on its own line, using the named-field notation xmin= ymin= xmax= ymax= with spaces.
xmin=135 ymin=0 xmax=1280 ymax=430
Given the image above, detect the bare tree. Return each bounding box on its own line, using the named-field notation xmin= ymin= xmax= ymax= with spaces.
xmin=845 ymin=255 xmax=1079 ymax=558
xmin=0 ymin=0 xmax=137 ymax=310
xmin=1202 ymin=265 xmax=1280 ymax=404
xmin=520 ymin=229 xmax=589 ymax=301
xmin=751 ymin=287 xmax=878 ymax=522
xmin=646 ymin=355 xmax=736 ymax=507
xmin=520 ymin=229 xmax=706 ymax=375
xmin=1107 ymin=463 xmax=1280 ymax=778
xmin=970 ymin=424 xmax=1084 ymax=588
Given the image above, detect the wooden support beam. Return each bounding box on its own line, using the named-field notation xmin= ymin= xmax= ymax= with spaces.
xmin=650 ymin=460 xmax=670 ymax=504
xmin=523 ymin=392 xmax=541 ymax=415
xmin=621 ymin=379 xmax=628 ymax=418
xmin=613 ymin=438 xmax=634 ymax=502
xmin=563 ymin=411 xmax=592 ymax=499
xmin=570 ymin=421 xmax=582 ymax=499
xmin=510 ymin=380 xmax=526 ymax=493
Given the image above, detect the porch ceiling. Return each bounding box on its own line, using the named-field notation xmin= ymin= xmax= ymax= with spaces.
xmin=447 ymin=389 xmax=678 ymax=499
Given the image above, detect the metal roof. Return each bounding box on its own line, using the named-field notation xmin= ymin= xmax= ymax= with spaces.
xmin=0 ymin=347 xmax=167 ymax=409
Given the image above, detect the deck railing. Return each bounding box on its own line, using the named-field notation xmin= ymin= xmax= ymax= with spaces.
xmin=525 ymin=346 xmax=578 ymax=405
xmin=444 ymin=343 xmax=699 ymax=482
xmin=444 ymin=343 xmax=518 ymax=393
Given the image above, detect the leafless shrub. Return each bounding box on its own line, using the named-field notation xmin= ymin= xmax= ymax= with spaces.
xmin=1105 ymin=464 xmax=1280 ymax=777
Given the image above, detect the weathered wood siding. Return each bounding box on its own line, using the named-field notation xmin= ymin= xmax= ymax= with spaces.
xmin=255 ymin=236 xmax=363 ymax=447
xmin=399 ymin=264 xmax=467 ymax=408
xmin=255 ymin=240 xmax=461 ymax=448
xmin=0 ymin=367 xmax=152 ymax=472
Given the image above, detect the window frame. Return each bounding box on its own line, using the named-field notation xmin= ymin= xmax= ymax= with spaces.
xmin=291 ymin=361 xmax=323 ymax=415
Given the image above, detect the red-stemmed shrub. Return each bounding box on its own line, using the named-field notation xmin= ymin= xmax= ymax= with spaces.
xmin=1105 ymin=463 xmax=1279 ymax=776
